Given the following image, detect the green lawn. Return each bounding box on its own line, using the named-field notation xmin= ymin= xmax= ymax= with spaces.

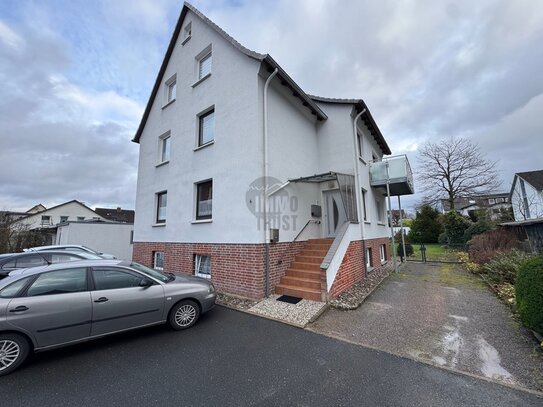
xmin=407 ymin=243 xmax=462 ymax=262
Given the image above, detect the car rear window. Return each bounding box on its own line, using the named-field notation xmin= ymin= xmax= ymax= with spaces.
xmin=0 ymin=277 xmax=31 ymax=298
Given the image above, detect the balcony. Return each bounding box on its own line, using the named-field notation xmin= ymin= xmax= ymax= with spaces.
xmin=369 ymin=155 xmax=414 ymax=196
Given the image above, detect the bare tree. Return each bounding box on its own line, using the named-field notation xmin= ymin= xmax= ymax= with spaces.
xmin=0 ymin=213 xmax=46 ymax=253
xmin=417 ymin=137 xmax=500 ymax=210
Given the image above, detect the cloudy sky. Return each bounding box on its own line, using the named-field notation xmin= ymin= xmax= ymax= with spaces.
xmin=1 ymin=0 xmax=542 ymax=213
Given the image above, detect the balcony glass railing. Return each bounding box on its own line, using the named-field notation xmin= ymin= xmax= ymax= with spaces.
xmin=369 ymin=155 xmax=414 ymax=195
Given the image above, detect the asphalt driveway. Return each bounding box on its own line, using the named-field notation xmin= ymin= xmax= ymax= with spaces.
xmin=1 ymin=306 xmax=541 ymax=406
xmin=309 ymin=262 xmax=543 ymax=392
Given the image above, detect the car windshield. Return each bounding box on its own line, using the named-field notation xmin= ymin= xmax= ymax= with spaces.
xmin=130 ymin=262 xmax=171 ymax=283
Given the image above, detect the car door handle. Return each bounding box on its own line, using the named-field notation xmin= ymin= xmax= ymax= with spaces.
xmin=94 ymin=297 xmax=109 ymax=303
xmin=9 ymin=306 xmax=29 ymax=312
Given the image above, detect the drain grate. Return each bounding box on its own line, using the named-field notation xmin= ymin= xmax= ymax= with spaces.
xmin=276 ymin=295 xmax=302 ymax=304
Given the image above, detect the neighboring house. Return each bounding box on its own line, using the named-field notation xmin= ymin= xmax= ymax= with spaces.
xmin=95 ymin=207 xmax=135 ymax=223
xmin=56 ymin=220 xmax=134 ymax=260
xmin=15 ymin=200 xmax=107 ymax=245
xmin=440 ymin=193 xmax=512 ymax=221
xmin=132 ymin=3 xmax=413 ymax=300
xmin=510 ymin=170 xmax=543 ymax=221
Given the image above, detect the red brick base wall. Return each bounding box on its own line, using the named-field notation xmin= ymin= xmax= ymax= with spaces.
xmin=133 ymin=241 xmax=306 ymax=300
xmin=328 ymin=237 xmax=391 ymax=299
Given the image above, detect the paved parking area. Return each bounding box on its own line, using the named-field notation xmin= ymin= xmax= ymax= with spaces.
xmin=309 ymin=262 xmax=543 ymax=392
xmin=2 ymin=306 xmax=541 ymax=406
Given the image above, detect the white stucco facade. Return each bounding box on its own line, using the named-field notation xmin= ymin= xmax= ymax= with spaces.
xmin=511 ymin=174 xmax=543 ymax=221
xmin=133 ymin=5 xmax=391 ymax=247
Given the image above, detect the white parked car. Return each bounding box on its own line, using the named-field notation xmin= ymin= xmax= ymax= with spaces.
xmin=24 ymin=245 xmax=117 ymax=259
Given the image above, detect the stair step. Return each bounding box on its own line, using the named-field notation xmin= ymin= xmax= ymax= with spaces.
xmin=302 ymin=249 xmax=329 ymax=257
xmin=285 ymin=268 xmax=322 ymax=279
xmin=308 ymin=239 xmax=334 ymax=244
xmin=289 ymin=261 xmax=322 ymax=271
xmin=275 ymin=284 xmax=322 ymax=301
xmin=304 ymin=244 xmax=332 ymax=251
xmin=280 ymin=276 xmax=321 ymax=290
xmin=296 ymin=255 xmax=325 ymax=264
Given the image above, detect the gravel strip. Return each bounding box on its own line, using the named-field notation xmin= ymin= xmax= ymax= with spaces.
xmin=330 ymin=263 xmax=393 ymax=310
xmin=216 ymin=293 xmax=258 ymax=310
xmin=249 ymin=295 xmax=327 ymax=327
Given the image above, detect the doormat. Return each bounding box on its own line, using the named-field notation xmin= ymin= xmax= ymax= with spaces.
xmin=276 ymin=295 xmax=302 ymax=304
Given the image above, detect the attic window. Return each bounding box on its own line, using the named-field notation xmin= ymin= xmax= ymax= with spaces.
xmin=164 ymin=74 xmax=176 ymax=105
xmin=198 ymin=50 xmax=212 ymax=79
xmin=183 ymin=22 xmax=192 ymax=44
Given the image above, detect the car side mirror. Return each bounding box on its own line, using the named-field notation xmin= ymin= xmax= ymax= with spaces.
xmin=139 ymin=278 xmax=153 ymax=288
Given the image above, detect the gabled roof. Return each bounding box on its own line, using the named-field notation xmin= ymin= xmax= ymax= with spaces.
xmin=309 ymin=95 xmax=391 ymax=155
xmin=17 ymin=200 xmax=103 ymax=221
xmin=516 ymin=170 xmax=543 ymax=192
xmin=133 ymin=2 xmax=330 ymax=143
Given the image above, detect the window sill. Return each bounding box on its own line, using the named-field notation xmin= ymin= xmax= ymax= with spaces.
xmin=152 ymin=223 xmax=166 ymax=227
xmin=182 ymin=35 xmax=191 ymax=46
xmin=155 ymin=160 xmax=170 ymax=168
xmin=366 ymin=266 xmax=374 ymax=273
xmin=377 ymin=222 xmax=386 ymax=226
xmin=162 ymin=99 xmax=175 ymax=109
xmin=192 ymin=73 xmax=211 ymax=88
xmin=191 ymin=219 xmax=212 ymax=224
xmin=193 ymin=141 xmax=214 ymax=151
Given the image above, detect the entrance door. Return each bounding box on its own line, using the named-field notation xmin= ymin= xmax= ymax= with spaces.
xmin=324 ymin=190 xmax=347 ymax=237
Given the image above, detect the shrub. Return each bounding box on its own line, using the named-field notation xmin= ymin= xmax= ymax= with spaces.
xmin=468 ymin=228 xmax=519 ymax=264
xmin=458 ymin=251 xmax=481 ymax=273
xmin=464 ymin=218 xmax=494 ymax=243
xmin=444 ymin=211 xmax=472 ymax=244
xmin=482 ymin=249 xmax=532 ymax=285
xmin=408 ymin=204 xmax=443 ymax=243
xmin=515 ymin=256 xmax=543 ymax=335
xmin=397 ymin=243 xmax=414 ymax=257
xmin=438 ymin=232 xmax=448 ymax=245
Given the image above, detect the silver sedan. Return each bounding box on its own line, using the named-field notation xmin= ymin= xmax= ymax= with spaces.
xmin=0 ymin=260 xmax=216 ymax=376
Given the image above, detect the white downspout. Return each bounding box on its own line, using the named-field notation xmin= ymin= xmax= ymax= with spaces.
xmin=352 ymin=108 xmax=366 ymax=239
xmin=263 ymin=68 xmax=278 ymax=297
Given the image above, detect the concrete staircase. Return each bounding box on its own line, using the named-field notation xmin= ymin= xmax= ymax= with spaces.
xmin=275 ymin=238 xmax=333 ymax=301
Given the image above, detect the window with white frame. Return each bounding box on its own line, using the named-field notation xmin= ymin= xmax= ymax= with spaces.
xmin=361 ymin=189 xmax=368 ymax=221
xmin=357 ymin=133 xmax=363 ymax=157
xmin=380 ymin=244 xmax=386 ymax=263
xmin=41 ymin=215 xmax=51 ymax=225
xmin=77 ymin=216 xmax=85 ymax=221
xmin=165 ymin=74 xmax=176 ymax=104
xmin=198 ymin=108 xmax=215 ymax=146
xmin=159 ymin=132 xmax=171 ymax=163
xmin=196 ymin=180 xmax=212 ymax=220
xmin=153 ymin=251 xmax=164 ymax=271
xmin=194 ymin=254 xmax=211 ymax=278
xmin=489 ymin=198 xmax=496 ymax=204
xmin=377 ymin=199 xmax=384 ymax=223
xmin=198 ymin=50 xmax=212 ymax=79
xmin=183 ymin=22 xmax=192 ymax=42
xmin=366 ymin=247 xmax=373 ymax=269
xmin=156 ymin=191 xmax=167 ymax=223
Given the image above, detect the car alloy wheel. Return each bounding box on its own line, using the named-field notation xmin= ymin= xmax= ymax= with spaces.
xmin=0 ymin=334 xmax=30 ymax=376
xmin=175 ymin=304 xmax=197 ymax=327
xmin=0 ymin=339 xmax=21 ymax=372
xmin=169 ymin=300 xmax=201 ymax=330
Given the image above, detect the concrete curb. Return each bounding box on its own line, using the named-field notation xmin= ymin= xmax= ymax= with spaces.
xmin=305 ymin=328 xmax=543 ymax=398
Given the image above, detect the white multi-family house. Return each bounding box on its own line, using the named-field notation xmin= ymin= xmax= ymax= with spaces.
xmin=132 ymin=2 xmax=413 ymax=300
xmin=510 ymin=170 xmax=543 ymax=221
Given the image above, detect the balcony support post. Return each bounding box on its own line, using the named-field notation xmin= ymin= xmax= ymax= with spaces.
xmin=398 ymin=195 xmax=407 ymax=263
xmin=386 ymin=161 xmax=398 ymax=273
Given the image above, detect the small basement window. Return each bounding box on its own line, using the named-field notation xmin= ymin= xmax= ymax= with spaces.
xmin=153 ymin=251 xmax=164 ymax=271
xmin=194 ymin=254 xmax=211 ymax=279
xmin=366 ymin=247 xmax=373 ymax=269
xmin=380 ymin=245 xmax=386 ymax=263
